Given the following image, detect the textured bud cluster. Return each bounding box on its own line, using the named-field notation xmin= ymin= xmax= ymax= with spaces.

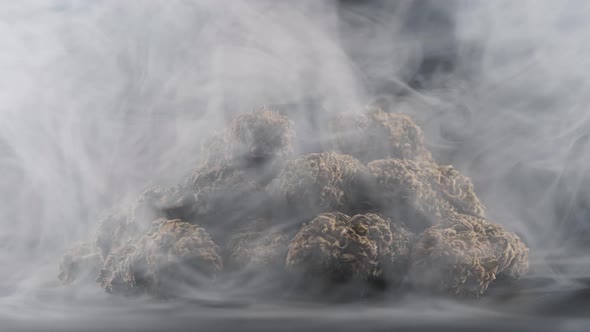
xmin=59 ymin=107 xmax=528 ymax=298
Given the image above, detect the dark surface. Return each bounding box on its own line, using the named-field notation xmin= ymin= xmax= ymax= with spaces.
xmin=2 ymin=278 xmax=590 ymax=332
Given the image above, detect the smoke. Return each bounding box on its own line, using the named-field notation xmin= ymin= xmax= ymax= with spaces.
xmin=1 ymin=0 xmax=589 ymax=330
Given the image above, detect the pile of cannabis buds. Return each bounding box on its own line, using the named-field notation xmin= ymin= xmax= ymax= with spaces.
xmin=59 ymin=107 xmax=529 ymax=299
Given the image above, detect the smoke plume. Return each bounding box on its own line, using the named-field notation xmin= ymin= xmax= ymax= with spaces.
xmin=1 ymin=0 xmax=589 ymax=330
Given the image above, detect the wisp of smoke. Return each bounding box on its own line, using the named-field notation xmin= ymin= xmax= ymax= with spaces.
xmin=1 ymin=0 xmax=589 ymax=330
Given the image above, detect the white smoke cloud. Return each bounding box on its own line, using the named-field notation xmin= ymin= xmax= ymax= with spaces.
xmin=1 ymin=0 xmax=589 ymax=329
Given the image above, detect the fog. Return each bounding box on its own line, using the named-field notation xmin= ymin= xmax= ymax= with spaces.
xmin=1 ymin=0 xmax=589 ymax=330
